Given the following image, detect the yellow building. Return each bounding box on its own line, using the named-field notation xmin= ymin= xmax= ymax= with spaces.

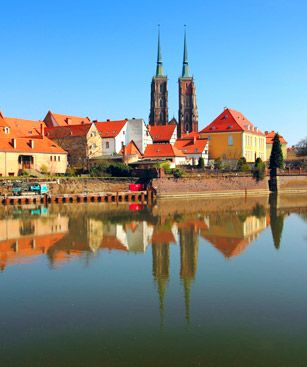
xmin=265 ymin=131 xmax=287 ymax=160
xmin=199 ymin=108 xmax=266 ymax=162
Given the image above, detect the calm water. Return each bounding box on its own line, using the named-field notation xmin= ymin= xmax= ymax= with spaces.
xmin=0 ymin=195 xmax=307 ymax=367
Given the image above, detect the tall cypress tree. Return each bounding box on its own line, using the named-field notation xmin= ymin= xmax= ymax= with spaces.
xmin=269 ymin=133 xmax=284 ymax=171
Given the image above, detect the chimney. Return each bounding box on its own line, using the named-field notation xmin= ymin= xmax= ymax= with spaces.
xmin=29 ymin=139 xmax=34 ymax=149
xmin=193 ymin=135 xmax=197 ymax=144
xmin=40 ymin=123 xmax=44 ymax=137
xmin=11 ymin=138 xmax=16 ymax=148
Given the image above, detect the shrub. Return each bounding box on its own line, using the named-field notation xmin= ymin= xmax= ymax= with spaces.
xmin=252 ymin=157 xmax=266 ymax=181
xmin=173 ymin=168 xmax=183 ymax=178
xmin=19 ymin=169 xmax=29 ymax=176
xmin=40 ymin=164 xmax=48 ymax=175
xmin=107 ymin=162 xmax=131 ymax=177
xmin=198 ymin=157 xmax=205 ymax=169
xmin=214 ymin=157 xmax=222 ymax=170
xmin=237 ymin=157 xmax=250 ymax=172
xmin=66 ymin=166 xmax=76 ymax=177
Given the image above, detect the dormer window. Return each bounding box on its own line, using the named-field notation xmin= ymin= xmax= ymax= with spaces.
xmin=3 ymin=127 xmax=10 ymax=134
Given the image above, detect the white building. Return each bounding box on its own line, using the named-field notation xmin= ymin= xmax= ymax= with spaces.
xmin=95 ymin=118 xmax=152 ymax=156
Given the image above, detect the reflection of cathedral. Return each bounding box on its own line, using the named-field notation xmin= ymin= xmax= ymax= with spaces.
xmin=179 ymin=226 xmax=198 ymax=323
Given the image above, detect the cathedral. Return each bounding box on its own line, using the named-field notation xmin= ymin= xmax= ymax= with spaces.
xmin=149 ymin=28 xmax=199 ymax=138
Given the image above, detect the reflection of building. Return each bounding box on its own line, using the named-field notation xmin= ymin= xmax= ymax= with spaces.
xmin=0 ymin=212 xmax=69 ymax=270
xmin=201 ymin=212 xmax=269 ymax=258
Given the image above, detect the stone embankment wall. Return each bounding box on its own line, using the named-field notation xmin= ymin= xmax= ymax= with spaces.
xmin=48 ymin=178 xmax=136 ymax=195
xmin=153 ymin=176 xmax=269 ymax=198
xmin=278 ymin=175 xmax=307 ymax=193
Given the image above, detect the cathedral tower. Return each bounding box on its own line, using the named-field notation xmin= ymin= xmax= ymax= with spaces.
xmin=178 ymin=28 xmax=198 ymax=137
xmin=149 ymin=28 xmax=169 ymax=126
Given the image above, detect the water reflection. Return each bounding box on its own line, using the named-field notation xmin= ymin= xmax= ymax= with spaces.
xmin=1 ymin=197 xmax=305 ymax=272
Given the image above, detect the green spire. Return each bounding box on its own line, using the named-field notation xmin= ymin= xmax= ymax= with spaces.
xmin=156 ymin=26 xmax=164 ymax=77
xmin=182 ymin=26 xmax=190 ymax=78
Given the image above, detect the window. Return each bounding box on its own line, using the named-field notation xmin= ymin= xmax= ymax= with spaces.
xmin=160 ymin=112 xmax=164 ymax=122
xmin=228 ymin=135 xmax=233 ymax=146
xmin=50 ymin=156 xmax=52 ymax=161
xmin=106 ymin=142 xmax=109 ymax=149
xmin=58 ymin=156 xmax=60 ymax=162
xmin=92 ymin=143 xmax=97 ymax=149
xmin=160 ymin=98 xmax=164 ymax=107
xmin=160 ymin=84 xmax=164 ymax=93
xmin=91 ymin=131 xmax=96 ymax=137
xmin=54 ymin=156 xmax=56 ymax=161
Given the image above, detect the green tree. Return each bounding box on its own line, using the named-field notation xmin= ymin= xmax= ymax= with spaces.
xmin=269 ymin=133 xmax=284 ymax=173
xmin=252 ymin=157 xmax=266 ymax=181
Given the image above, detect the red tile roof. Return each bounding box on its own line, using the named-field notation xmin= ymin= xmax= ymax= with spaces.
xmin=45 ymin=124 xmax=92 ymax=139
xmin=175 ymin=138 xmax=208 ymax=154
xmin=95 ymin=120 xmax=127 ymax=138
xmin=181 ymin=131 xmax=200 ymax=139
xmin=45 ymin=111 xmax=91 ymax=127
xmin=0 ymin=136 xmax=66 ymax=154
xmin=144 ymin=143 xmax=185 ymax=158
xmin=200 ymin=108 xmax=264 ymax=136
xmin=148 ymin=125 xmax=177 ymax=142
xmin=265 ymin=131 xmax=287 ymax=144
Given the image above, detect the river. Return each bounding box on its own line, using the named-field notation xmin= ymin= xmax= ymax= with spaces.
xmin=0 ymin=194 xmax=307 ymax=367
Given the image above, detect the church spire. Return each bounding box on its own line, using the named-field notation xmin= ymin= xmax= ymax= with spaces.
xmin=182 ymin=26 xmax=190 ymax=78
xmin=156 ymin=25 xmax=164 ymax=77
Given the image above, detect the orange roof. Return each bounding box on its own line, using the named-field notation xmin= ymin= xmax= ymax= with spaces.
xmin=181 ymin=132 xmax=200 ymax=139
xmin=44 ymin=111 xmax=91 ymax=127
xmin=0 ymin=136 xmax=66 ymax=154
xmin=45 ymin=124 xmax=92 ymax=139
xmin=2 ymin=116 xmax=45 ymax=138
xmin=95 ymin=120 xmax=127 ymax=138
xmin=119 ymin=140 xmax=142 ymax=158
xmin=175 ymin=138 xmax=208 ymax=155
xmin=149 ymin=125 xmax=177 ymax=142
xmin=143 ymin=143 xmax=185 ymax=158
xmin=265 ymin=131 xmax=287 ymax=144
xmin=200 ymin=108 xmax=264 ymax=136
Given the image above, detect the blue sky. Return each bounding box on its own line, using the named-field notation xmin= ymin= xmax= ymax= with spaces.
xmin=1 ymin=0 xmax=306 ymax=144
